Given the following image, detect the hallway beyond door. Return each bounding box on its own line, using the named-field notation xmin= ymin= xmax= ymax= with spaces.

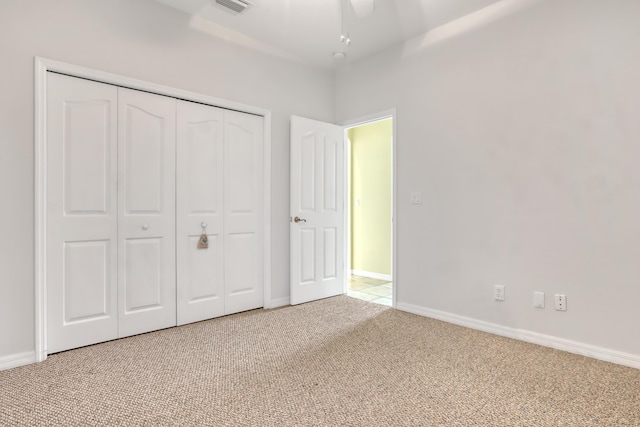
xmin=347 ymin=275 xmax=392 ymax=306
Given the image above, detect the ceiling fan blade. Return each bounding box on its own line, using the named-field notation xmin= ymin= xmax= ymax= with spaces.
xmin=350 ymin=0 xmax=375 ymax=18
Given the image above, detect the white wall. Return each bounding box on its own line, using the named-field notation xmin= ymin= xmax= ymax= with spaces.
xmin=0 ymin=0 xmax=334 ymax=360
xmin=337 ymin=0 xmax=640 ymax=358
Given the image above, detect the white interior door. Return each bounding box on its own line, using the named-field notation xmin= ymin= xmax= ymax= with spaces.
xmin=224 ymin=110 xmax=264 ymax=314
xmin=117 ymin=88 xmax=177 ymax=338
xmin=290 ymin=116 xmax=345 ymax=305
xmin=176 ymin=100 xmax=225 ymax=325
xmin=46 ymin=73 xmax=118 ymax=353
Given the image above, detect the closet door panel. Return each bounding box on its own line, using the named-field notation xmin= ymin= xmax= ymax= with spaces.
xmin=46 ymin=73 xmax=118 ymax=353
xmin=176 ymin=101 xmax=224 ymax=325
xmin=123 ymin=238 xmax=163 ymax=311
xmin=118 ymin=88 xmax=176 ymax=338
xmin=226 ymin=232 xmax=258 ymax=299
xmin=224 ymin=111 xmax=264 ymax=315
xmin=63 ymin=241 xmax=112 ymax=321
xmin=123 ymin=106 xmax=164 ymax=213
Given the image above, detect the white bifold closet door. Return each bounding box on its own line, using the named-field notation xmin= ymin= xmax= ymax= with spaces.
xmin=176 ymin=101 xmax=225 ymax=325
xmin=47 ymin=76 xmax=177 ymax=350
xmin=117 ymin=88 xmax=176 ymax=338
xmin=176 ymin=102 xmax=264 ymax=325
xmin=46 ymin=73 xmax=119 ymax=353
xmin=47 ymin=72 xmax=264 ymax=352
xmin=222 ymin=110 xmax=264 ymax=315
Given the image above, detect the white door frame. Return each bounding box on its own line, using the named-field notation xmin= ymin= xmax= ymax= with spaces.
xmin=34 ymin=57 xmax=272 ymax=362
xmin=340 ymin=109 xmax=397 ymax=307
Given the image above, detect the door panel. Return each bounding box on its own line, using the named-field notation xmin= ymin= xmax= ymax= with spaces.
xmin=300 ymin=228 xmax=316 ymax=283
xmin=176 ymin=101 xmax=225 ymax=325
xmin=300 ymin=134 xmax=316 ymax=211
xmin=323 ymin=140 xmax=339 ymax=211
xmin=186 ymin=234 xmax=222 ymax=300
xmin=124 ymin=106 xmax=164 ymax=214
xmin=224 ymin=111 xmax=264 ymax=315
xmin=290 ymin=116 xmax=345 ymax=305
xmin=323 ymin=227 xmax=337 ymax=279
xmin=226 ymin=121 xmax=256 ymax=213
xmin=226 ymin=232 xmax=257 ymax=296
xmin=123 ymin=238 xmax=162 ymax=312
xmin=63 ymin=241 xmax=111 ymax=323
xmin=63 ymin=101 xmax=112 ymax=215
xmin=47 ymin=72 xmax=118 ymax=353
xmin=118 ymin=88 xmax=176 ymax=338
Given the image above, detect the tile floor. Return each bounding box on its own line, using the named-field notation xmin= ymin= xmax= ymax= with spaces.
xmin=347 ymin=275 xmax=393 ymax=306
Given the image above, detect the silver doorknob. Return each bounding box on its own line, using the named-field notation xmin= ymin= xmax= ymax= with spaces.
xmin=142 ymin=224 xmax=150 ymax=230
xmin=294 ymin=216 xmax=307 ymax=223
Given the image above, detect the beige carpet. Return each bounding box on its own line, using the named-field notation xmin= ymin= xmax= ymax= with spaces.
xmin=1 ymin=296 xmax=639 ymax=426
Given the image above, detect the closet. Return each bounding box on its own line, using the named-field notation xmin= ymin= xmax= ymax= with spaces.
xmin=46 ymin=72 xmax=264 ymax=353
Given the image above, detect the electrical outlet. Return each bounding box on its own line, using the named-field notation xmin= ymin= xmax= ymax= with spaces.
xmin=554 ymin=294 xmax=567 ymax=311
xmin=534 ymin=291 xmax=545 ymax=309
xmin=494 ymin=285 xmax=505 ymax=301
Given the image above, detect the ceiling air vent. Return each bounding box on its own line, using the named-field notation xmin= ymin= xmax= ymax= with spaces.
xmin=215 ymin=0 xmax=252 ymax=14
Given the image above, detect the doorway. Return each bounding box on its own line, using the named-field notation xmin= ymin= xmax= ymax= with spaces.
xmin=345 ymin=117 xmax=394 ymax=306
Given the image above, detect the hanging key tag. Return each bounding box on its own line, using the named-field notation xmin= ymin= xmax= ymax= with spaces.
xmin=198 ymin=222 xmax=209 ymax=249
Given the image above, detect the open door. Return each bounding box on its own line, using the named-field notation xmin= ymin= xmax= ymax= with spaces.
xmin=290 ymin=116 xmax=345 ymax=305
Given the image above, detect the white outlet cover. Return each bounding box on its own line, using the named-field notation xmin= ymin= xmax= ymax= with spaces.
xmin=554 ymin=294 xmax=567 ymax=311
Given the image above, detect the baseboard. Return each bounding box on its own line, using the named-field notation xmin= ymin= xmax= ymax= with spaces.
xmin=396 ymin=302 xmax=640 ymax=370
xmin=270 ymin=297 xmax=290 ymax=308
xmin=350 ymin=270 xmax=392 ymax=282
xmin=0 ymin=351 xmax=37 ymax=372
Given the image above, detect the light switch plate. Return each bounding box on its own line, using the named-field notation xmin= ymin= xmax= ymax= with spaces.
xmin=534 ymin=291 xmax=545 ymax=308
xmin=410 ymin=192 xmax=422 ymax=204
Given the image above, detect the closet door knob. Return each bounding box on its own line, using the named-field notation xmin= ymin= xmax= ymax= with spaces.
xmin=142 ymin=224 xmax=150 ymax=230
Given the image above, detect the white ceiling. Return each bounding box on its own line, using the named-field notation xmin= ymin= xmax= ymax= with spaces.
xmin=155 ymin=0 xmax=504 ymax=69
